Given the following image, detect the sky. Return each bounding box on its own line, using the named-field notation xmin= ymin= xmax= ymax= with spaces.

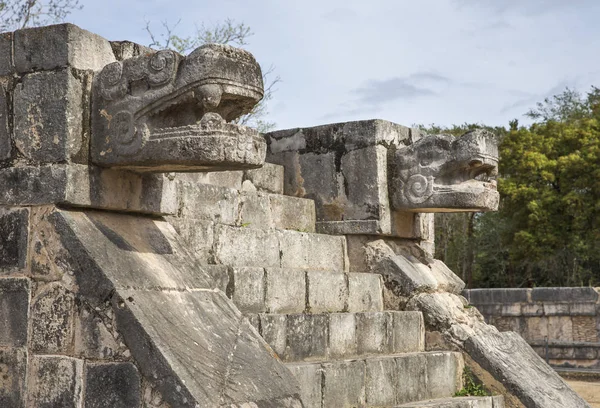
xmin=65 ymin=0 xmax=600 ymax=131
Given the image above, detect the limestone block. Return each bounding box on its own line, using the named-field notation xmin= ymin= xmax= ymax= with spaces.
xmin=167 ymin=218 xmax=214 ymax=264
xmin=214 ymin=225 xmax=280 ymax=268
xmin=231 ymin=267 xmax=265 ymax=313
xmin=179 ymin=182 xmax=239 ymax=224
xmin=548 ymin=316 xmax=573 ymax=342
xmin=493 ymin=316 xmax=522 ymax=333
xmin=347 ymin=272 xmax=383 ymax=312
xmin=84 ymin=362 xmax=140 ymax=408
xmin=396 ymin=396 xmax=501 ymax=407
xmin=74 ymin=304 xmax=122 ymax=360
xmin=285 ymin=314 xmax=328 ymax=361
xmin=0 ymin=348 xmax=27 ymax=407
xmin=365 ymin=357 xmax=397 ymax=406
xmin=465 ymin=330 xmax=590 ymax=408
xmin=175 ymin=170 xmax=244 ymax=190
xmin=0 ymin=277 xmax=30 ymax=347
xmin=524 ymin=316 xmax=548 ymax=342
xmin=0 ymin=84 xmax=10 ymax=162
xmin=572 ymin=316 xmax=598 ymax=342
xmin=390 ymin=311 xmax=425 ymax=353
xmin=356 ymin=312 xmax=389 ymax=355
xmin=259 ymin=314 xmax=287 ymax=357
xmin=322 ymin=360 xmax=366 ymax=408
xmin=0 ymin=32 xmax=13 ymax=75
xmin=269 ymin=194 xmax=316 ymax=232
xmin=278 ymin=229 xmax=347 ymax=271
xmin=244 ymin=162 xmax=284 ymax=194
xmin=265 ymin=268 xmax=305 ymax=313
xmin=521 ymin=303 xmax=544 ymax=316
xmin=30 ymin=282 xmax=75 ymax=353
xmin=0 ymin=166 xmax=68 ymax=207
xmin=425 ymin=352 xmax=462 ymax=399
xmin=14 ymin=23 xmax=115 ymax=72
xmin=239 ymin=191 xmax=272 ymax=228
xmin=464 ymin=288 xmax=530 ymax=305
xmin=500 ymin=303 xmax=522 ymax=317
xmin=286 ymin=363 xmax=322 ymax=408
xmin=0 ymin=208 xmax=29 ymax=274
xmin=531 ymin=287 xmax=598 ymax=303
xmin=543 ymin=303 xmax=570 ymax=316
xmin=27 ymin=355 xmax=83 ymax=407
xmin=110 ymin=41 xmax=155 ymax=61
xmin=13 ymin=69 xmax=83 ymax=163
xmin=307 ymin=270 xmax=347 ymax=313
xmin=570 ymin=302 xmax=596 ymax=315
xmin=395 ymin=353 xmax=427 ymax=404
xmin=328 ymin=313 xmax=357 ymax=358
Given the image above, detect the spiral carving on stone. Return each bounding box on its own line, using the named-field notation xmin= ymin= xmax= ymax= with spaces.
xmin=109 ymin=111 xmax=145 ymax=156
xmin=147 ymin=50 xmax=177 ymax=87
xmin=98 ymin=61 xmax=127 ymax=101
xmin=404 ymin=174 xmax=434 ymax=204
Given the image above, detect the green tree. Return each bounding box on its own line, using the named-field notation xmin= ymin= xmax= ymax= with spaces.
xmin=0 ymin=0 xmax=81 ymax=32
xmin=144 ymin=19 xmax=280 ymax=133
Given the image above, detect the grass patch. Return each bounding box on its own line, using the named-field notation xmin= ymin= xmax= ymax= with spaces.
xmin=454 ymin=367 xmax=489 ymax=397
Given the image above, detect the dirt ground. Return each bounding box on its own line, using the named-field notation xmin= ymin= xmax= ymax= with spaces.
xmin=566 ymin=380 xmax=600 ymax=407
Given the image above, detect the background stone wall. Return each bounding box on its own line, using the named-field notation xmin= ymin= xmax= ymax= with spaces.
xmin=465 ymin=287 xmax=600 ymax=369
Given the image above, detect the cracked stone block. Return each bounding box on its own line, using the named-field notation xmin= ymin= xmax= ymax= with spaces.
xmin=13 ymin=69 xmax=83 ymax=163
xmin=74 ymin=304 xmax=122 ymax=360
xmin=265 ymin=268 xmax=305 ymax=313
xmin=0 ymin=208 xmax=29 ymax=274
xmin=395 ymin=353 xmax=427 ymax=404
xmin=84 ymin=362 xmax=140 ymax=408
xmin=0 ymin=348 xmax=27 ymax=407
xmin=14 ymin=23 xmax=115 ymax=73
xmin=30 ymin=282 xmax=75 ymax=353
xmin=27 ymin=355 xmax=84 ymax=408
xmin=307 ymin=270 xmax=347 ymax=313
xmin=0 ymin=277 xmax=30 ymax=347
xmin=231 ymin=267 xmax=266 ymax=313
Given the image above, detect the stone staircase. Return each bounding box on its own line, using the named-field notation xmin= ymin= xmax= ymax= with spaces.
xmin=167 ymin=163 xmax=504 ymax=408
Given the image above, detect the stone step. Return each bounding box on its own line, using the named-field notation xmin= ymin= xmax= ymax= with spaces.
xmin=395 ymin=395 xmax=504 ymax=408
xmin=174 ymin=162 xmax=285 ymax=194
xmin=169 ymin=219 xmax=349 ymax=271
xmin=287 ymin=351 xmax=464 ymax=408
xmin=176 ymin=178 xmax=315 ymax=232
xmin=249 ymin=311 xmax=423 ymax=362
xmin=229 ymin=268 xmax=383 ymax=314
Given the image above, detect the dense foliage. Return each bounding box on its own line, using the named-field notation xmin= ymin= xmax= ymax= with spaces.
xmin=431 ymin=88 xmax=600 ymax=288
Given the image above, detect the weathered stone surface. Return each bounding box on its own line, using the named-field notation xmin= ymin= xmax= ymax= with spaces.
xmin=0 ymin=208 xmax=29 ymax=274
xmin=357 ymin=312 xmax=388 ymax=354
xmin=307 ymin=270 xmax=347 ymax=313
xmin=429 ymin=259 xmax=465 ymax=294
xmin=167 ymin=218 xmax=214 ymax=263
xmin=286 ymin=363 xmax=322 ymax=408
xmin=0 ymin=348 xmax=27 ymax=407
xmin=390 ymin=129 xmax=499 ymax=212
xmin=365 ymin=357 xmax=397 ymax=406
xmin=0 ymin=166 xmax=68 ymax=205
xmin=14 ymin=69 xmax=83 ymax=163
xmin=465 ymin=330 xmax=590 ymax=408
xmin=27 ymin=355 xmax=83 ymax=408
xmin=74 ymin=304 xmax=123 ymax=360
xmin=0 ymin=278 xmax=29 ymax=347
xmin=0 ymin=84 xmax=11 ymax=162
xmin=391 ymin=311 xmax=425 ymax=353
xmin=91 ymin=44 xmax=266 ymax=171
xmin=244 ymin=162 xmax=284 ymax=194
xmin=214 ymin=224 xmax=281 ymax=267
xmin=329 ymin=313 xmax=357 ymax=358
xmin=85 ymin=362 xmax=140 ymax=408
xmin=49 ymin=208 xmax=301 ymax=406
xmin=265 ymin=268 xmax=305 ymax=313
xmin=14 ymin=23 xmax=115 ymax=72
xmin=396 ymin=396 xmax=503 ymax=407
xmin=179 ymin=182 xmax=240 ymax=224
xmin=278 ymin=229 xmax=347 ymax=271
xmin=259 ymin=314 xmax=287 ymax=357
xmin=396 ymin=353 xmax=427 ymax=404
xmin=230 ymin=267 xmax=265 ymax=313
xmin=532 ymin=287 xmax=599 ymax=303
xmin=322 ymin=360 xmax=366 ymax=407
xmin=285 ymin=313 xmax=328 ymax=361
xmin=269 ymin=194 xmax=316 ymax=232
xmin=425 ymin=352 xmax=462 ymax=399
xmin=175 ymin=169 xmax=244 ymax=189
xmin=347 ymin=272 xmax=384 ymax=312
xmin=464 ymin=288 xmax=531 ymax=305
xmin=0 ymin=32 xmax=13 ymax=75
xmin=30 ymin=282 xmax=76 ymax=353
